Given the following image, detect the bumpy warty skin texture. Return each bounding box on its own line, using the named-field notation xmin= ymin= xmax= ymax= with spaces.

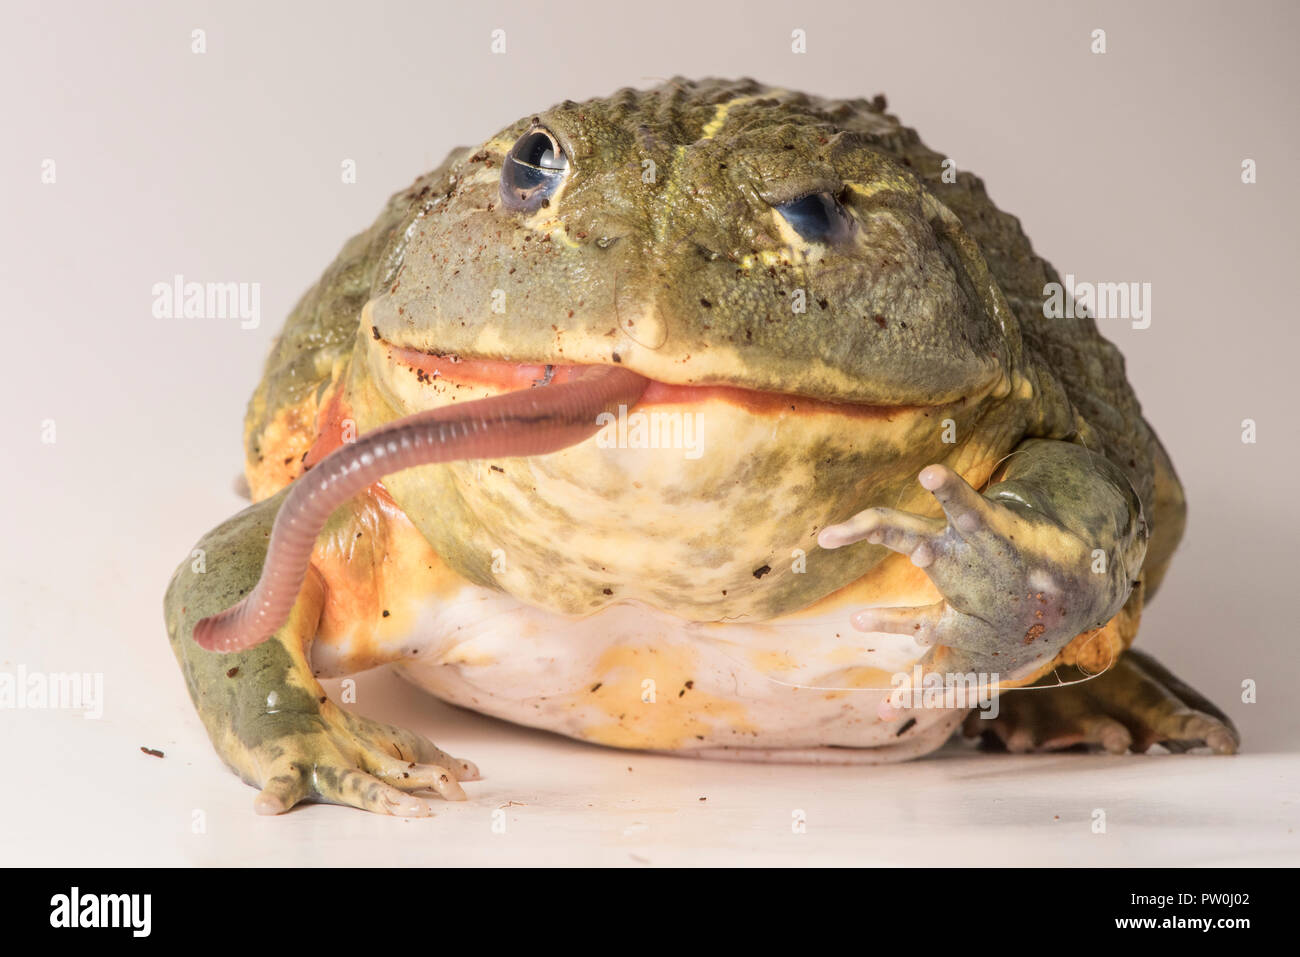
xmin=160 ymin=79 xmax=1240 ymax=822
xmin=249 ymin=77 xmax=1157 ymax=503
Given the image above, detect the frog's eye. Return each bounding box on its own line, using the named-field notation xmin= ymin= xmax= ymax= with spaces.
xmin=774 ymin=192 xmax=855 ymax=244
xmin=500 ymin=128 xmax=570 ymax=213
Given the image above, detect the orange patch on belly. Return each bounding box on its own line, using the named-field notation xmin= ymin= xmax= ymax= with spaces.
xmin=788 ymin=551 xmax=943 ymax=621
xmin=577 ymin=645 xmax=756 ymax=750
xmin=820 ymin=666 xmax=900 ymax=699
xmin=309 ymin=483 xmax=472 ymax=675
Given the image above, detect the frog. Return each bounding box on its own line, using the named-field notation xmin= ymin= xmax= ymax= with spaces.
xmin=164 ymin=77 xmax=1237 ymax=816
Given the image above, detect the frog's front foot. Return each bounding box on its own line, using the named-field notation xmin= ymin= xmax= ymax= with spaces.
xmin=246 ymin=704 xmax=481 ymax=816
xmin=819 ymin=460 xmax=1131 ymax=678
xmin=963 ymin=649 xmax=1239 ymax=755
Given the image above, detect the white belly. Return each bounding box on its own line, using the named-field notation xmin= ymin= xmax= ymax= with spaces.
xmin=372 ymin=583 xmax=965 ymax=761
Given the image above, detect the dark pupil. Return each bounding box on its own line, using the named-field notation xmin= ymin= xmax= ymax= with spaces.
xmin=774 ymin=193 xmax=837 ymax=239
xmin=776 ymin=193 xmax=851 ymax=243
xmin=517 ymin=132 xmax=562 ymax=170
xmin=505 ymin=132 xmax=567 ymax=195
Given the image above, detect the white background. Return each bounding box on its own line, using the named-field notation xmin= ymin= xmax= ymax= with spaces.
xmin=1 ymin=0 xmax=1296 ymax=865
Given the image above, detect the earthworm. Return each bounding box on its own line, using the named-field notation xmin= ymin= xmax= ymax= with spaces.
xmin=192 ymin=364 xmax=648 ymax=653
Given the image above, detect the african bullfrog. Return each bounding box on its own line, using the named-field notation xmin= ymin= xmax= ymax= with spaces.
xmin=164 ymin=77 xmax=1236 ymax=815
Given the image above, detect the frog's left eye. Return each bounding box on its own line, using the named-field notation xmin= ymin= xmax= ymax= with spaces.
xmin=774 ymin=192 xmax=855 ymax=245
xmin=500 ymin=128 xmax=570 ymax=213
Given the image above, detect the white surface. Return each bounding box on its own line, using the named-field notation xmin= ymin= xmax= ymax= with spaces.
xmin=1 ymin=1 xmax=1298 ymax=866
xmin=2 ymin=661 xmax=1297 ymax=866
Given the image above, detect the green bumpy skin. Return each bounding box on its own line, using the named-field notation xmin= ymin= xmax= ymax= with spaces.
xmin=164 ymin=490 xmax=477 ymax=816
xmin=167 ymin=78 xmax=1236 ymax=816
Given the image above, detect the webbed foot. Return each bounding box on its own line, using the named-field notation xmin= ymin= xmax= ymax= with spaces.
xmin=964 ymin=648 xmax=1239 ymax=755
xmin=248 ymin=705 xmax=481 ymax=816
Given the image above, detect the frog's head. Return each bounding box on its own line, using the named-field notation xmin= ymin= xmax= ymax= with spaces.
xmin=359 ymin=78 xmax=1023 ymax=621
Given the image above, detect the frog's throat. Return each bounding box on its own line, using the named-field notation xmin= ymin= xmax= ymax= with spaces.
xmin=191 ymin=364 xmax=648 ymax=653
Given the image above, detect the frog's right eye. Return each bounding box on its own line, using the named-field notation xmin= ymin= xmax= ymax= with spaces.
xmin=774 ymin=192 xmax=855 ymax=245
xmin=500 ymin=128 xmax=570 ymax=213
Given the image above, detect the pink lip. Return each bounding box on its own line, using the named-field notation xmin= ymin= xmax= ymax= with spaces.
xmin=384 ymin=345 xmax=928 ymax=420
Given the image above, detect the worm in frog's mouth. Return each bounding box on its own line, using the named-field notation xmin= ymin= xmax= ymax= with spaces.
xmin=378 ymin=340 xmax=936 ymax=420
xmin=192 ymin=363 xmax=649 ymax=653
xmin=195 ymin=336 xmax=959 ymax=653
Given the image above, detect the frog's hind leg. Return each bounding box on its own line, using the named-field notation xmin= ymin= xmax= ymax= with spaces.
xmin=964 ymin=649 xmax=1239 ymax=755
xmin=165 ymin=488 xmax=479 ymax=816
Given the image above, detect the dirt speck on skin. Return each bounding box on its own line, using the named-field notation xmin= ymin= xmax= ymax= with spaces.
xmin=140 ymin=747 xmax=165 ymax=758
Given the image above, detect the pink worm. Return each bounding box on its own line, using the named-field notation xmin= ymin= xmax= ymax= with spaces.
xmin=192 ymin=364 xmax=648 ymax=653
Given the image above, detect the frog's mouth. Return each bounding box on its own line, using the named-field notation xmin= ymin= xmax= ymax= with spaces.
xmin=376 ymin=340 xmax=941 ymax=420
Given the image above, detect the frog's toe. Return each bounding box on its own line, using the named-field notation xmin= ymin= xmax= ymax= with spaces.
xmin=312 ymin=765 xmax=440 ymax=816
xmin=819 ymin=464 xmax=994 ymax=552
xmin=237 ymin=708 xmax=478 ymax=815
xmin=965 ymin=692 xmax=1133 ymax=754
xmin=850 ymin=601 xmax=995 ymax=650
xmin=917 ymin=464 xmax=1001 ymax=534
xmin=818 ymin=506 xmax=946 ymax=564
xmin=252 ymin=762 xmax=437 ymax=817
xmin=253 ymin=769 xmax=310 ymax=816
xmin=964 ymin=649 xmax=1239 ymax=756
xmin=1112 ymin=649 xmax=1239 ymax=754
xmin=365 ymin=753 xmax=468 ymax=802
xmin=345 ymin=712 xmax=480 ymax=782
xmin=339 ymin=712 xmax=475 ymax=800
